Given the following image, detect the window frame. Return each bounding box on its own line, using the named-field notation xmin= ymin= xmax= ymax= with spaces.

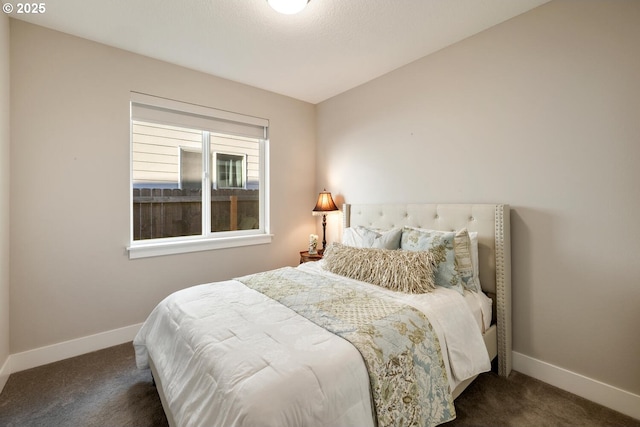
xmin=127 ymin=92 xmax=271 ymax=259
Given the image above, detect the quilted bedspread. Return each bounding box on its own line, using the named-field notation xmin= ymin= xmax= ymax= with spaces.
xmin=237 ymin=267 xmax=455 ymax=427
xmin=134 ymin=263 xmax=488 ymax=427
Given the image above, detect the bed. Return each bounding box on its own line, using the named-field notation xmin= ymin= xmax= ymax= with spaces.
xmin=134 ymin=203 xmax=512 ymax=427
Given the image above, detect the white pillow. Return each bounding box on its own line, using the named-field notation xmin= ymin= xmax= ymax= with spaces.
xmin=342 ymin=226 xmax=402 ymax=249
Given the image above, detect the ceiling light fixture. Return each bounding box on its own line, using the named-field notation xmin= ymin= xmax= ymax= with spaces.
xmin=267 ymin=0 xmax=309 ymax=15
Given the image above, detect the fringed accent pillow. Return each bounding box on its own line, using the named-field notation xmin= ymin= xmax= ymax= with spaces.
xmin=322 ymin=243 xmax=437 ymax=293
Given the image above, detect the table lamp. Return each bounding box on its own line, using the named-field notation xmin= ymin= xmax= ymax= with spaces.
xmin=312 ymin=189 xmax=339 ymax=253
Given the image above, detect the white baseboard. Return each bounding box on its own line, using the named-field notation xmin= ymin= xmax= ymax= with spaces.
xmin=7 ymin=323 xmax=143 ymax=376
xmin=513 ymin=351 xmax=640 ymax=421
xmin=0 ymin=355 xmax=9 ymax=393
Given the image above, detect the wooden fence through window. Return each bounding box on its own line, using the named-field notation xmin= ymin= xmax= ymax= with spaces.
xmin=132 ymin=188 xmax=259 ymax=240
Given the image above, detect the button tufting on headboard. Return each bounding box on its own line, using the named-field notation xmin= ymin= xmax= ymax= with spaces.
xmin=343 ymin=202 xmax=512 ymax=378
xmin=344 ymin=203 xmax=508 ymax=288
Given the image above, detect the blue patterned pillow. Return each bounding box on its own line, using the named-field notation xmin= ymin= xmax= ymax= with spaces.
xmin=400 ymin=227 xmax=464 ymax=294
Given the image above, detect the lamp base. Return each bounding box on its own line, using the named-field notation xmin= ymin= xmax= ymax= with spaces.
xmin=321 ymin=213 xmax=328 ymax=253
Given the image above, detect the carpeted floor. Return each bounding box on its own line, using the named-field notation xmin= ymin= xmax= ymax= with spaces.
xmin=0 ymin=342 xmax=638 ymax=427
xmin=0 ymin=343 xmax=168 ymax=427
xmin=444 ymin=370 xmax=639 ymax=427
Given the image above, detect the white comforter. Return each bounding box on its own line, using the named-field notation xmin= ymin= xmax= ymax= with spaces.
xmin=134 ymin=261 xmax=490 ymax=427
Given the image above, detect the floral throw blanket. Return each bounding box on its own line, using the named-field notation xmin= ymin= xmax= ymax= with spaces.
xmin=237 ymin=267 xmax=455 ymax=427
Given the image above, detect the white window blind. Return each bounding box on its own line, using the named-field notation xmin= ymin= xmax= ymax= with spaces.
xmin=130 ymin=92 xmax=268 ymax=140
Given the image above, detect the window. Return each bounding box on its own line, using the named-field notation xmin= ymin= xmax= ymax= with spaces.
xmin=128 ymin=93 xmax=270 ymax=259
xmin=215 ymin=153 xmax=246 ymax=189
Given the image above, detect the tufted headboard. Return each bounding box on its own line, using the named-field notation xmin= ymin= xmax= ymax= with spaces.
xmin=343 ymin=203 xmax=512 ymax=376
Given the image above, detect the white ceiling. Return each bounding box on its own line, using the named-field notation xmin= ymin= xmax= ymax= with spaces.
xmin=9 ymin=0 xmax=550 ymax=104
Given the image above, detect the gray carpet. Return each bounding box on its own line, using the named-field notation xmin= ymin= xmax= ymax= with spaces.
xmin=0 ymin=343 xmax=168 ymax=427
xmin=444 ymin=370 xmax=639 ymax=427
xmin=0 ymin=342 xmax=637 ymax=427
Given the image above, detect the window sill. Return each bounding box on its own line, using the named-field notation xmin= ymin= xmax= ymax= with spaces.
xmin=127 ymin=233 xmax=273 ymax=259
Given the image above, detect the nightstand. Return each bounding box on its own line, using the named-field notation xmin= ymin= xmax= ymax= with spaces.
xmin=299 ymin=250 xmax=323 ymax=264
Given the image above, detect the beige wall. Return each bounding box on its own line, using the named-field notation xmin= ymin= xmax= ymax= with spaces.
xmin=317 ymin=0 xmax=640 ymax=395
xmin=6 ymin=0 xmax=640 ymax=404
xmin=0 ymin=12 xmax=10 ymax=373
xmin=9 ymin=20 xmax=317 ymax=353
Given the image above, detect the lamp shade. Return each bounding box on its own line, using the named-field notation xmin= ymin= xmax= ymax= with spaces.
xmin=312 ymin=190 xmax=338 ymax=214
